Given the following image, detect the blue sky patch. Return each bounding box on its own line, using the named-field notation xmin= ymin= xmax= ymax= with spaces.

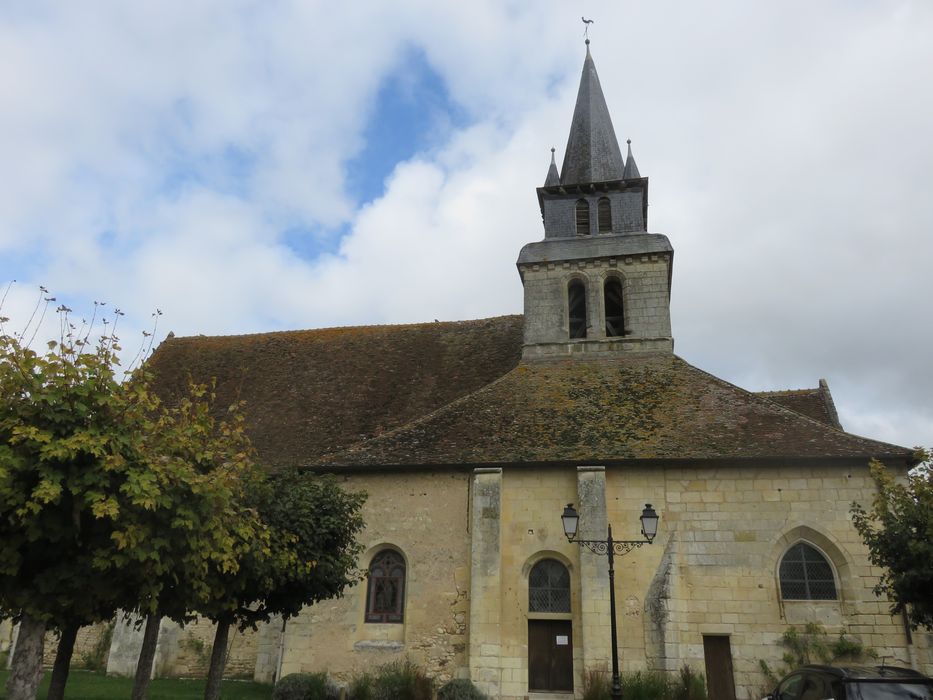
xmin=345 ymin=47 xmax=468 ymax=205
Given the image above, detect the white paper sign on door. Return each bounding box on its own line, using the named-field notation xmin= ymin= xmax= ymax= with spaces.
xmin=555 ymin=635 xmax=569 ymax=646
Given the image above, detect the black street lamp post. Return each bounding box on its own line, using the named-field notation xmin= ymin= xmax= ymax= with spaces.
xmin=561 ymin=503 xmax=659 ymax=700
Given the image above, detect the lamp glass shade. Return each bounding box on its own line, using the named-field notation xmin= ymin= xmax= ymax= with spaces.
xmin=640 ymin=503 xmax=660 ymax=541
xmin=561 ymin=503 xmax=579 ymax=540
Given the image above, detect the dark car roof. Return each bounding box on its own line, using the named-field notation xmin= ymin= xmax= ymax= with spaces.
xmin=797 ymin=665 xmax=931 ymax=681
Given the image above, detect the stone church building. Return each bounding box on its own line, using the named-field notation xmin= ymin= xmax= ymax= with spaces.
xmin=7 ymin=41 xmax=929 ymax=699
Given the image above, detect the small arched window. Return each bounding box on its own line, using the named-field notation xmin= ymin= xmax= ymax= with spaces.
xmin=779 ymin=542 xmax=837 ymax=600
xmin=568 ymin=280 xmax=587 ymax=339
xmin=604 ymin=278 xmax=625 ymax=337
xmin=365 ymin=549 xmax=406 ymax=623
xmin=529 ymin=559 xmax=571 ymax=613
xmin=597 ymin=197 xmax=612 ymax=233
xmin=575 ymin=199 xmax=590 ymax=236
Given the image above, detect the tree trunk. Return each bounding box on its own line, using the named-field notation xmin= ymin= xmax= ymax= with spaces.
xmin=131 ymin=614 xmax=161 ymax=700
xmin=46 ymin=622 xmax=79 ymax=700
xmin=203 ymin=619 xmax=231 ymax=700
xmin=5 ymin=612 xmax=47 ymax=700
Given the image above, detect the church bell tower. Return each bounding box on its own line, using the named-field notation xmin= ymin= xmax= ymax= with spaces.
xmin=517 ymin=40 xmax=674 ymax=359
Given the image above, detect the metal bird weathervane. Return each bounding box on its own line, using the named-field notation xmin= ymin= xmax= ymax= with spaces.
xmin=582 ymin=16 xmax=594 ymax=40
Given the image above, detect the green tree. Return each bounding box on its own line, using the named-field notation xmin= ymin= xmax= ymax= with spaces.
xmin=122 ymin=382 xmax=270 ymax=700
xmin=198 ymin=469 xmax=366 ymax=700
xmin=0 ymin=296 xmax=268 ymax=700
xmin=0 ymin=304 xmax=158 ymax=700
xmin=851 ymin=452 xmax=933 ymax=630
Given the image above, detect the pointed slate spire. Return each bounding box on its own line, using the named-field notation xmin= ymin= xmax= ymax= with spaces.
xmin=544 ymin=147 xmax=560 ymax=187
xmin=623 ymin=139 xmax=641 ymax=179
xmin=560 ymin=40 xmax=625 ymax=186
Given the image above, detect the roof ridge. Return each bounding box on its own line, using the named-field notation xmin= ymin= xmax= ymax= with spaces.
xmin=755 ymin=388 xmax=821 ymax=397
xmin=161 ymin=314 xmax=524 ymax=343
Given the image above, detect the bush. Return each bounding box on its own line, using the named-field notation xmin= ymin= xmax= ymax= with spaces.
xmin=671 ymin=665 xmax=707 ymax=700
xmin=273 ymin=672 xmax=340 ymax=700
xmin=347 ymin=672 xmax=374 ymax=700
xmin=372 ymin=659 xmax=433 ymax=700
xmin=581 ymin=666 xmax=706 ymax=700
xmin=583 ymin=667 xmax=612 ymax=700
xmin=347 ymin=660 xmax=432 ymax=700
xmin=438 ymin=678 xmax=487 ymax=700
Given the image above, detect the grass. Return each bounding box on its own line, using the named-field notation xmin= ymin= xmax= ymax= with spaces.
xmin=0 ymin=669 xmax=272 ymax=699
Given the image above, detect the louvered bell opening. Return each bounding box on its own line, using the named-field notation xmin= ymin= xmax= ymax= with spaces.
xmin=597 ymin=197 xmax=611 ymax=233
xmin=568 ymin=281 xmax=587 ymax=339
xmin=604 ymin=278 xmax=625 ymax=337
xmin=575 ymin=199 xmax=590 ymax=236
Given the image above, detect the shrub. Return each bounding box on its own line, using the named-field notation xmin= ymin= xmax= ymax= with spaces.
xmin=582 ymin=666 xmax=706 ymax=700
xmin=371 ymin=659 xmax=433 ymax=700
xmin=273 ymin=672 xmax=340 ymax=700
xmin=671 ymin=665 xmax=707 ymax=700
xmin=583 ymin=667 xmax=612 ymax=700
xmin=438 ymin=677 xmax=487 ymax=700
xmin=622 ymin=670 xmax=671 ymax=700
xmin=347 ymin=672 xmax=374 ymax=700
xmin=80 ymin=621 xmax=115 ymax=672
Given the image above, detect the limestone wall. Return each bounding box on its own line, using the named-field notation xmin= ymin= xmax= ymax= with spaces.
xmin=278 ymin=470 xmax=472 ymax=686
xmin=465 ymin=461 xmax=923 ymax=700
xmin=520 ymin=253 xmax=673 ymax=355
xmin=40 ymin=621 xmax=113 ymax=670
xmin=614 ymin=460 xmax=920 ymax=699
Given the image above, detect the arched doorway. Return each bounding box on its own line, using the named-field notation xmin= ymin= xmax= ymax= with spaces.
xmin=527 ymin=558 xmax=573 ymax=692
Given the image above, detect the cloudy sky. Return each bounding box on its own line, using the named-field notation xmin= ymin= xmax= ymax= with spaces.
xmin=1 ymin=1 xmax=931 ymax=450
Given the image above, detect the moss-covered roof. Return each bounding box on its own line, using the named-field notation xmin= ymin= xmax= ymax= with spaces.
xmin=148 ymin=316 xmax=912 ymax=470
xmin=756 ymin=382 xmax=842 ymax=429
xmin=317 ymin=353 xmax=911 ymax=468
xmin=148 ymin=316 xmax=524 ymax=468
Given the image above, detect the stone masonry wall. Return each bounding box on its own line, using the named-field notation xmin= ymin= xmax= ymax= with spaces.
xmin=279 ymin=470 xmax=471 ymax=686
xmin=468 ymin=461 xmax=924 ymax=700
xmin=520 ymin=253 xmax=672 ymax=356
xmin=41 ymin=621 xmax=113 ymax=671
xmin=610 ymin=461 xmax=923 ymax=700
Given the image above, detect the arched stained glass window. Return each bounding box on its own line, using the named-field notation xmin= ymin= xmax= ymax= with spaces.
xmin=597 ymin=197 xmax=612 ymax=233
xmin=568 ymin=280 xmax=587 ymax=339
xmin=604 ymin=278 xmax=625 ymax=337
xmin=366 ymin=549 xmax=406 ymax=623
xmin=575 ymin=199 xmax=590 ymax=236
xmin=529 ymin=559 xmax=571 ymax=613
xmin=779 ymin=542 xmax=837 ymax=600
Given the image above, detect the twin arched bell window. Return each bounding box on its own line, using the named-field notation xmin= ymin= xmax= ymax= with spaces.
xmin=779 ymin=542 xmax=837 ymax=601
xmin=567 ymin=277 xmax=626 ymax=339
xmin=575 ymin=198 xmax=612 ymax=236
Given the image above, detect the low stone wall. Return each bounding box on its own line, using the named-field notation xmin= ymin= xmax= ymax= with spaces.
xmin=40 ymin=621 xmax=114 ymax=670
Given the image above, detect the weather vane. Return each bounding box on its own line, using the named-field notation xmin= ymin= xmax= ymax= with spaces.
xmin=582 ymin=16 xmax=594 ymax=40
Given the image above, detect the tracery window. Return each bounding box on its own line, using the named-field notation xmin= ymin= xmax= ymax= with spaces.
xmin=568 ymin=280 xmax=587 ymax=339
xmin=597 ymin=197 xmax=612 ymax=233
xmin=529 ymin=559 xmax=571 ymax=613
xmin=604 ymin=277 xmax=625 ymax=337
xmin=779 ymin=542 xmax=837 ymax=600
xmin=365 ymin=549 xmax=406 ymax=623
xmin=575 ymin=199 xmax=590 ymax=236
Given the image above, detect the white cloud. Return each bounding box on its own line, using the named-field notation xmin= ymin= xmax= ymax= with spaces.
xmin=1 ymin=1 xmax=932 ymax=449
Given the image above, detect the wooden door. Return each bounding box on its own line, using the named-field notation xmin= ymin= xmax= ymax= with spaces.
xmin=703 ymin=635 xmax=737 ymax=700
xmin=528 ymin=620 xmax=573 ymax=692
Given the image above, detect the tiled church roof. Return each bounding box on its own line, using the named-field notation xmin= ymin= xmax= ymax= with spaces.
xmin=149 ymin=317 xmax=912 ymax=470
xmin=756 ymin=380 xmax=842 ymax=429
xmin=148 ymin=316 xmax=524 ymax=468
xmin=317 ymin=354 xmax=911 ymax=469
